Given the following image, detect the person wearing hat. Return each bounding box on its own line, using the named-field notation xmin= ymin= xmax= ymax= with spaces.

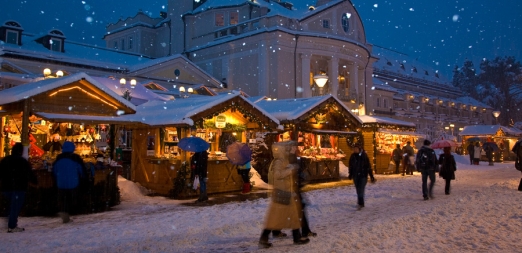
xmin=348 ymin=143 xmax=375 ymax=210
xmin=0 ymin=142 xmax=37 ymax=233
xmin=52 ymin=141 xmax=85 ymax=223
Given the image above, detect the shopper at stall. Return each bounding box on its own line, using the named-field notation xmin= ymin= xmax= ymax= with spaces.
xmin=0 ymin=143 xmax=37 ymax=233
xmin=467 ymin=142 xmax=475 ymax=165
xmin=415 ymin=140 xmax=438 ymax=200
xmin=392 ymin=144 xmax=403 ymax=174
xmin=402 ymin=141 xmax=415 ymax=176
xmin=238 ymin=161 xmax=252 ymax=194
xmin=192 ymin=151 xmax=209 ymax=203
xmin=348 ymin=144 xmax=375 ymax=210
xmin=473 ymin=142 xmax=482 ymax=165
xmin=52 ymin=141 xmax=85 ymax=223
xmin=258 ymin=141 xmax=309 ymax=249
xmin=438 ymin=147 xmax=457 ymax=195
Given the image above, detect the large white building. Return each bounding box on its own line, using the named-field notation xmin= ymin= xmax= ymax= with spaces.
xmin=0 ymin=0 xmax=495 ymax=140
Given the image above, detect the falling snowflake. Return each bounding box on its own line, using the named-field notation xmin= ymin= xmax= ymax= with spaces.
xmin=452 ymin=15 xmax=459 ymax=22
xmin=86 ymin=17 xmax=93 ymax=23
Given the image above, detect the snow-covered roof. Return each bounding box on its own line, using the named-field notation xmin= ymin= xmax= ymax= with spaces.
xmin=0 ymin=34 xmax=150 ymax=71
xmin=0 ymin=72 xmax=136 ymax=112
xmin=252 ymin=95 xmax=361 ymax=124
xmin=90 ymin=76 xmax=172 ymax=105
xmin=372 ymin=77 xmax=398 ymax=93
xmin=120 ymin=91 xmax=280 ymax=128
xmin=372 ymin=46 xmax=451 ymax=84
xmin=191 ymin=0 xmax=342 ymax=20
xmin=358 ymin=115 xmax=416 ymax=127
xmin=459 ymin=125 xmax=522 ymax=137
xmin=455 ymin=96 xmax=491 ymax=109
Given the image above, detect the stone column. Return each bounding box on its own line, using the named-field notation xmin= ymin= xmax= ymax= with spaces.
xmin=328 ymin=57 xmax=339 ymax=97
xmin=301 ymin=55 xmax=311 ymax=98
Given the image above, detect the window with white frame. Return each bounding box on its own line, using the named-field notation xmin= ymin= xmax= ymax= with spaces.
xmin=322 ymin=19 xmax=330 ymax=28
xmin=376 ymin=98 xmax=381 ymax=107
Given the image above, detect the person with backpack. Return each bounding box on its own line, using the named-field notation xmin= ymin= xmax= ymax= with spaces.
xmin=348 ymin=144 xmax=376 ymax=210
xmin=415 ymin=140 xmax=438 ymax=200
xmin=391 ymin=144 xmax=403 ymax=174
xmin=438 ymin=147 xmax=457 ymax=195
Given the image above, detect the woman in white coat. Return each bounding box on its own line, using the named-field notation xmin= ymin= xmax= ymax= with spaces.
xmin=473 ymin=142 xmax=482 ymax=165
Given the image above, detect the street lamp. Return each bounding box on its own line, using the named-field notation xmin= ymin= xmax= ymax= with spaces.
xmin=492 ymin=110 xmax=501 ymax=125
xmin=313 ymin=73 xmax=328 ymax=96
xmin=449 ymin=123 xmax=455 ymax=135
xmin=119 ymin=78 xmax=135 ymax=101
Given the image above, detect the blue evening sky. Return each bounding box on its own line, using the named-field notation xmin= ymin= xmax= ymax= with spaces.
xmin=1 ymin=0 xmax=520 ymax=79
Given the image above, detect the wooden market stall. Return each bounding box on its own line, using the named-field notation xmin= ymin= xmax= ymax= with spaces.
xmin=358 ymin=115 xmax=424 ymax=174
xmin=460 ymin=125 xmax=522 ymax=161
xmin=0 ymin=73 xmax=137 ymax=215
xmin=123 ymin=92 xmax=281 ymax=198
xmin=254 ymin=95 xmax=360 ymax=183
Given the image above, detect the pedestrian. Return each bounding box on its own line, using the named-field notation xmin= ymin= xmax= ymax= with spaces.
xmin=52 ymin=141 xmax=85 ymax=223
xmin=0 ymin=143 xmax=37 ymax=233
xmin=238 ymin=161 xmax=251 ymax=194
xmin=348 ymin=144 xmax=375 ymax=210
xmin=484 ymin=144 xmax=494 ymax=166
xmin=473 ymin=142 xmax=482 ymax=165
xmin=402 ymin=141 xmax=414 ymax=176
xmin=438 ymin=147 xmax=456 ymax=195
xmin=466 ymin=142 xmax=475 ymax=165
xmin=258 ymin=141 xmax=309 ymax=249
xmin=415 ymin=140 xmax=438 ymax=200
xmin=391 ymin=144 xmax=403 ymax=174
xmin=192 ymin=151 xmax=209 ymax=203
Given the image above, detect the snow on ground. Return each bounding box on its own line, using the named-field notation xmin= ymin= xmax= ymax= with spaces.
xmin=1 ymin=154 xmax=522 ymax=253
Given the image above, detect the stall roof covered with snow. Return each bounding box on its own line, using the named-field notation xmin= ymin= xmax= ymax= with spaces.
xmin=459 ymin=125 xmax=522 ymax=137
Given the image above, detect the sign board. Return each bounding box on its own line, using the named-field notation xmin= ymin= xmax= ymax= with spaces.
xmin=215 ymin=115 xmax=227 ymax=128
xmin=249 ymin=139 xmax=256 ymax=144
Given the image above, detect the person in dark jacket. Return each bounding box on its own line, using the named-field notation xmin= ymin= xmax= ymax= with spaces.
xmin=466 ymin=142 xmax=475 ymax=165
xmin=348 ymin=144 xmax=375 ymax=210
xmin=192 ymin=151 xmax=209 ymax=203
xmin=52 ymin=141 xmax=85 ymax=223
xmin=438 ymin=147 xmax=457 ymax=195
xmin=0 ymin=143 xmax=37 ymax=233
xmin=415 ymin=140 xmax=438 ymax=200
xmin=391 ymin=144 xmax=403 ymax=174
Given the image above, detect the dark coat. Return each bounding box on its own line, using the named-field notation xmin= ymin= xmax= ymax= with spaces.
xmin=438 ymin=154 xmax=456 ymax=180
xmin=191 ymin=151 xmax=208 ymax=178
xmin=348 ymin=150 xmax=373 ymax=179
xmin=53 ymin=152 xmax=85 ymax=189
xmin=415 ymin=146 xmax=438 ymax=172
xmin=467 ymin=143 xmax=475 ymax=155
xmin=0 ymin=153 xmax=37 ymax=192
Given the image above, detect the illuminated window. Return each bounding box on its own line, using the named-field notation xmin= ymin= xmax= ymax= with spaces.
xmin=215 ymin=13 xmax=224 ymax=26
xmin=230 ymin=12 xmax=238 ymax=25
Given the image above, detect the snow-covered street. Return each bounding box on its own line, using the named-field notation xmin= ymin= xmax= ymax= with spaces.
xmin=1 ymin=155 xmax=522 ymax=253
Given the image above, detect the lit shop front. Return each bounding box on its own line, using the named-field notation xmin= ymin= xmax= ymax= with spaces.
xmin=460 ymin=125 xmax=522 ymax=162
xmin=0 ymin=73 xmax=137 ymax=215
xmin=125 ymin=93 xmax=280 ymax=197
xmin=358 ymin=115 xmax=424 ymax=174
xmin=254 ymin=95 xmax=360 ymax=182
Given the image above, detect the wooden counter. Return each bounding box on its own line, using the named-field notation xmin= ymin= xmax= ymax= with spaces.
xmin=299 ymin=157 xmax=341 ymax=183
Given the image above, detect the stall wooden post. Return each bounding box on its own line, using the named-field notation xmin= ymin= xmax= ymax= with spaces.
xmin=0 ymin=116 xmax=4 ymax=157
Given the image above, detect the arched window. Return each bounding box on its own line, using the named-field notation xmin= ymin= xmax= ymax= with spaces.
xmin=341 ymin=13 xmax=350 ymax=33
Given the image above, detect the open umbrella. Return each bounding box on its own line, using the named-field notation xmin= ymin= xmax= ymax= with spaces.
xmin=482 ymin=142 xmax=500 ymax=152
xmin=226 ymin=142 xmax=252 ymax=165
xmin=431 ymin=139 xmax=457 ymax=149
xmin=177 ymin=136 xmax=209 ymax=152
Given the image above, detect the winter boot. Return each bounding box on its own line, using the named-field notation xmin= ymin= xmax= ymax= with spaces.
xmin=259 ymin=229 xmax=273 ymax=249
xmin=292 ymin=229 xmax=310 ymax=245
xmin=241 ymin=183 xmax=251 ymax=194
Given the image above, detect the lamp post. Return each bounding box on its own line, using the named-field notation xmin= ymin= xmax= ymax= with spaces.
xmin=492 ymin=110 xmax=501 ymax=125
xmin=119 ymin=78 xmax=136 ymax=101
xmin=43 ymin=68 xmax=64 ymax=78
xmin=313 ymin=73 xmax=328 ymax=96
xmin=449 ymin=123 xmax=455 ymax=136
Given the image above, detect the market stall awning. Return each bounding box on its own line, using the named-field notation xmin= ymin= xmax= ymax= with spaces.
xmin=35 ymin=112 xmax=147 ymax=126
xmin=311 ymin=130 xmax=357 ymax=135
xmin=378 ymin=128 xmax=426 ymax=138
xmin=459 ymin=125 xmax=522 ymax=137
xmin=359 ymin=115 xmax=416 ymax=127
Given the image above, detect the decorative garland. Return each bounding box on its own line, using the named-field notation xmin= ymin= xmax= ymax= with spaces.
xmin=203 ymin=120 xmax=247 ymax=132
